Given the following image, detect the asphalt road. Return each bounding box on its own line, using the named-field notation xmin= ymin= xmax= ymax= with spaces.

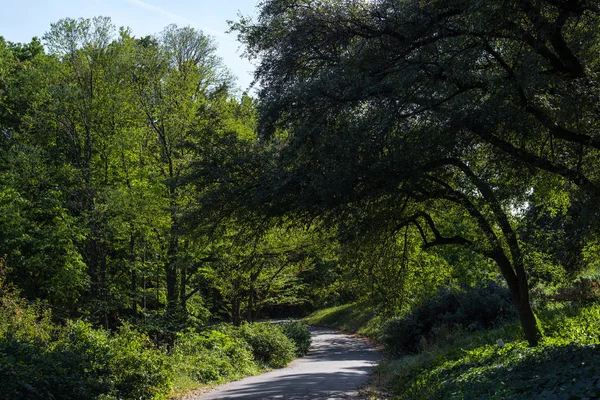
xmin=199 ymin=326 xmax=381 ymax=400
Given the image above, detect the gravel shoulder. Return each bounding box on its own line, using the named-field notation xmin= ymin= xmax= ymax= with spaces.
xmin=198 ymin=326 xmax=381 ymax=400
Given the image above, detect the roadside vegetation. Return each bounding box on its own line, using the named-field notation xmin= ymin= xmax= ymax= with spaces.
xmin=308 ymin=278 xmax=600 ymax=399
xmin=0 ymin=281 xmax=311 ymax=399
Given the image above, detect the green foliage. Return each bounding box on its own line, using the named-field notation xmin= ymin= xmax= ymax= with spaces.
xmin=231 ymin=0 xmax=600 ymax=346
xmin=337 ymin=227 xmax=453 ymax=317
xmin=380 ymin=303 xmax=600 ymax=399
xmin=235 ymin=322 xmax=296 ymax=368
xmin=538 ymin=303 xmax=600 ymax=344
xmin=0 ymin=287 xmax=309 ymax=399
xmin=278 ymin=320 xmax=311 ymax=356
xmin=395 ymin=342 xmax=600 ymax=400
xmin=6 ymin=2 xmax=600 ymax=397
xmin=0 ymin=295 xmax=173 ymax=400
xmin=382 ymin=281 xmax=516 ymax=355
xmin=170 ymin=321 xmax=310 ymax=390
xmin=547 ymin=277 xmax=600 ymax=303
xmin=170 ymin=329 xmax=257 ymax=385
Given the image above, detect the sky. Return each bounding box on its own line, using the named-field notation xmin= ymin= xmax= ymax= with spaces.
xmin=0 ymin=0 xmax=261 ymax=92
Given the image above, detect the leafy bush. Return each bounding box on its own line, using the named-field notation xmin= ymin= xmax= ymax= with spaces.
xmin=278 ymin=320 xmax=311 ymax=356
xmin=0 ymin=296 xmax=173 ymax=400
xmin=381 ymin=302 xmax=600 ymax=400
xmin=102 ymin=324 xmax=173 ymax=399
xmin=0 ymin=290 xmax=303 ymax=399
xmin=382 ymin=281 xmax=516 ymax=355
xmin=170 ymin=329 xmax=257 ymax=384
xmin=538 ymin=302 xmax=600 ymax=343
xmin=236 ymin=322 xmax=296 ymax=368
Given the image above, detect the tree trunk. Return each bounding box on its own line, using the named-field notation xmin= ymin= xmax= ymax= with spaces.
xmin=131 ymin=267 xmax=138 ymax=318
xmin=452 ymin=161 xmax=541 ymax=346
xmin=165 ymin=184 xmax=179 ymax=318
xmin=231 ymin=293 xmax=242 ymax=326
xmin=87 ymin=238 xmax=99 ymax=300
xmin=489 ymin=250 xmax=540 ymax=346
xmin=247 ymin=270 xmax=260 ymax=322
xmin=165 ymin=232 xmax=179 ymax=317
xmin=247 ymin=287 xmax=254 ymax=322
xmin=514 ymin=290 xmax=539 ymax=346
xmin=179 ymin=240 xmax=190 ymax=312
xmin=130 ymin=235 xmax=138 ymax=319
xmin=179 ymin=264 xmax=187 ymax=313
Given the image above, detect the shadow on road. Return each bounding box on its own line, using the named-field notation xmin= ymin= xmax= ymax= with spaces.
xmin=212 ymin=367 xmax=373 ymax=399
xmin=200 ymin=326 xmax=381 ymax=400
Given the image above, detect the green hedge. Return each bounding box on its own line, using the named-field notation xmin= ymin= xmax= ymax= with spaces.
xmin=235 ymin=322 xmax=296 ymax=368
xmin=278 ymin=320 xmax=311 ymax=356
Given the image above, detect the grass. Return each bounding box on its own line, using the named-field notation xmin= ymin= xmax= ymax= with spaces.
xmin=305 ymin=302 xmax=384 ymax=339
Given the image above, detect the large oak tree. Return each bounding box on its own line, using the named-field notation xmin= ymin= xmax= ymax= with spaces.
xmin=231 ymin=0 xmax=600 ymax=345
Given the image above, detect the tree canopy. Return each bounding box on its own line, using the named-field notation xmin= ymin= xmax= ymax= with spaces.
xmin=230 ymin=0 xmax=600 ymax=345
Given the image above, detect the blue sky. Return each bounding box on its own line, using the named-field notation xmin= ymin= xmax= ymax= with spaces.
xmin=0 ymin=0 xmax=260 ymax=92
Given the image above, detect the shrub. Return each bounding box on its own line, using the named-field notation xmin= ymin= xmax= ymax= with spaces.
xmin=0 ymin=297 xmax=173 ymax=400
xmin=170 ymin=329 xmax=257 ymax=384
xmin=278 ymin=320 xmax=312 ymax=356
xmin=382 ymin=281 xmax=516 ymax=355
xmin=538 ymin=302 xmax=600 ymax=343
xmin=104 ymin=324 xmax=173 ymax=399
xmin=236 ymin=322 xmax=296 ymax=368
xmin=383 ymin=302 xmax=600 ymax=400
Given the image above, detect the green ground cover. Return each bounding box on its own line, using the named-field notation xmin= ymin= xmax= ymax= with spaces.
xmin=307 ymin=290 xmax=600 ymax=399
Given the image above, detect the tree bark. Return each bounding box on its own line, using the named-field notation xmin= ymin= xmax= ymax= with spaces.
xmin=165 ymin=231 xmax=179 ymax=317
xmin=422 ymin=165 xmax=541 ymax=346
xmin=130 ymin=235 xmax=138 ymax=319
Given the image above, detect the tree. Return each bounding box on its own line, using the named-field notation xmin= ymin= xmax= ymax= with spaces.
xmin=0 ymin=36 xmax=91 ymax=312
xmin=229 ymin=0 xmax=600 ymax=345
xmin=131 ymin=24 xmax=250 ymax=322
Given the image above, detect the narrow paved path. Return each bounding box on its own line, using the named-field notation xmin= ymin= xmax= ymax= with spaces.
xmin=199 ymin=327 xmax=381 ymax=400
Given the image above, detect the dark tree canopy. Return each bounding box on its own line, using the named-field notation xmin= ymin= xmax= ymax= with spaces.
xmin=231 ymin=0 xmax=600 ymax=345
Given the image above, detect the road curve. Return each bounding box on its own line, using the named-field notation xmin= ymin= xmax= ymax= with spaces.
xmin=199 ymin=326 xmax=381 ymax=400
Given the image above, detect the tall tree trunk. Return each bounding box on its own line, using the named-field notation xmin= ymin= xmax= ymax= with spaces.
xmin=87 ymin=238 xmax=99 ymax=300
xmin=179 ymin=240 xmax=190 ymax=312
xmin=130 ymin=235 xmax=138 ymax=319
xmin=452 ymin=160 xmax=541 ymax=346
xmin=247 ymin=270 xmax=259 ymax=322
xmin=165 ymin=232 xmax=178 ymax=317
xmin=231 ymin=294 xmax=242 ymax=326
xmin=165 ymin=188 xmax=179 ymax=318
xmin=247 ymin=288 xmax=254 ymax=322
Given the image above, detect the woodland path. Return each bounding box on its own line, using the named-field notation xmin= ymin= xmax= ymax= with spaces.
xmin=199 ymin=326 xmax=381 ymax=400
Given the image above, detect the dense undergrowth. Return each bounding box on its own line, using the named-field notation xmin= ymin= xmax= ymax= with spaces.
xmin=307 ymin=281 xmax=600 ymax=399
xmin=384 ymin=303 xmax=600 ymax=399
xmin=0 ymin=292 xmax=311 ymax=400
